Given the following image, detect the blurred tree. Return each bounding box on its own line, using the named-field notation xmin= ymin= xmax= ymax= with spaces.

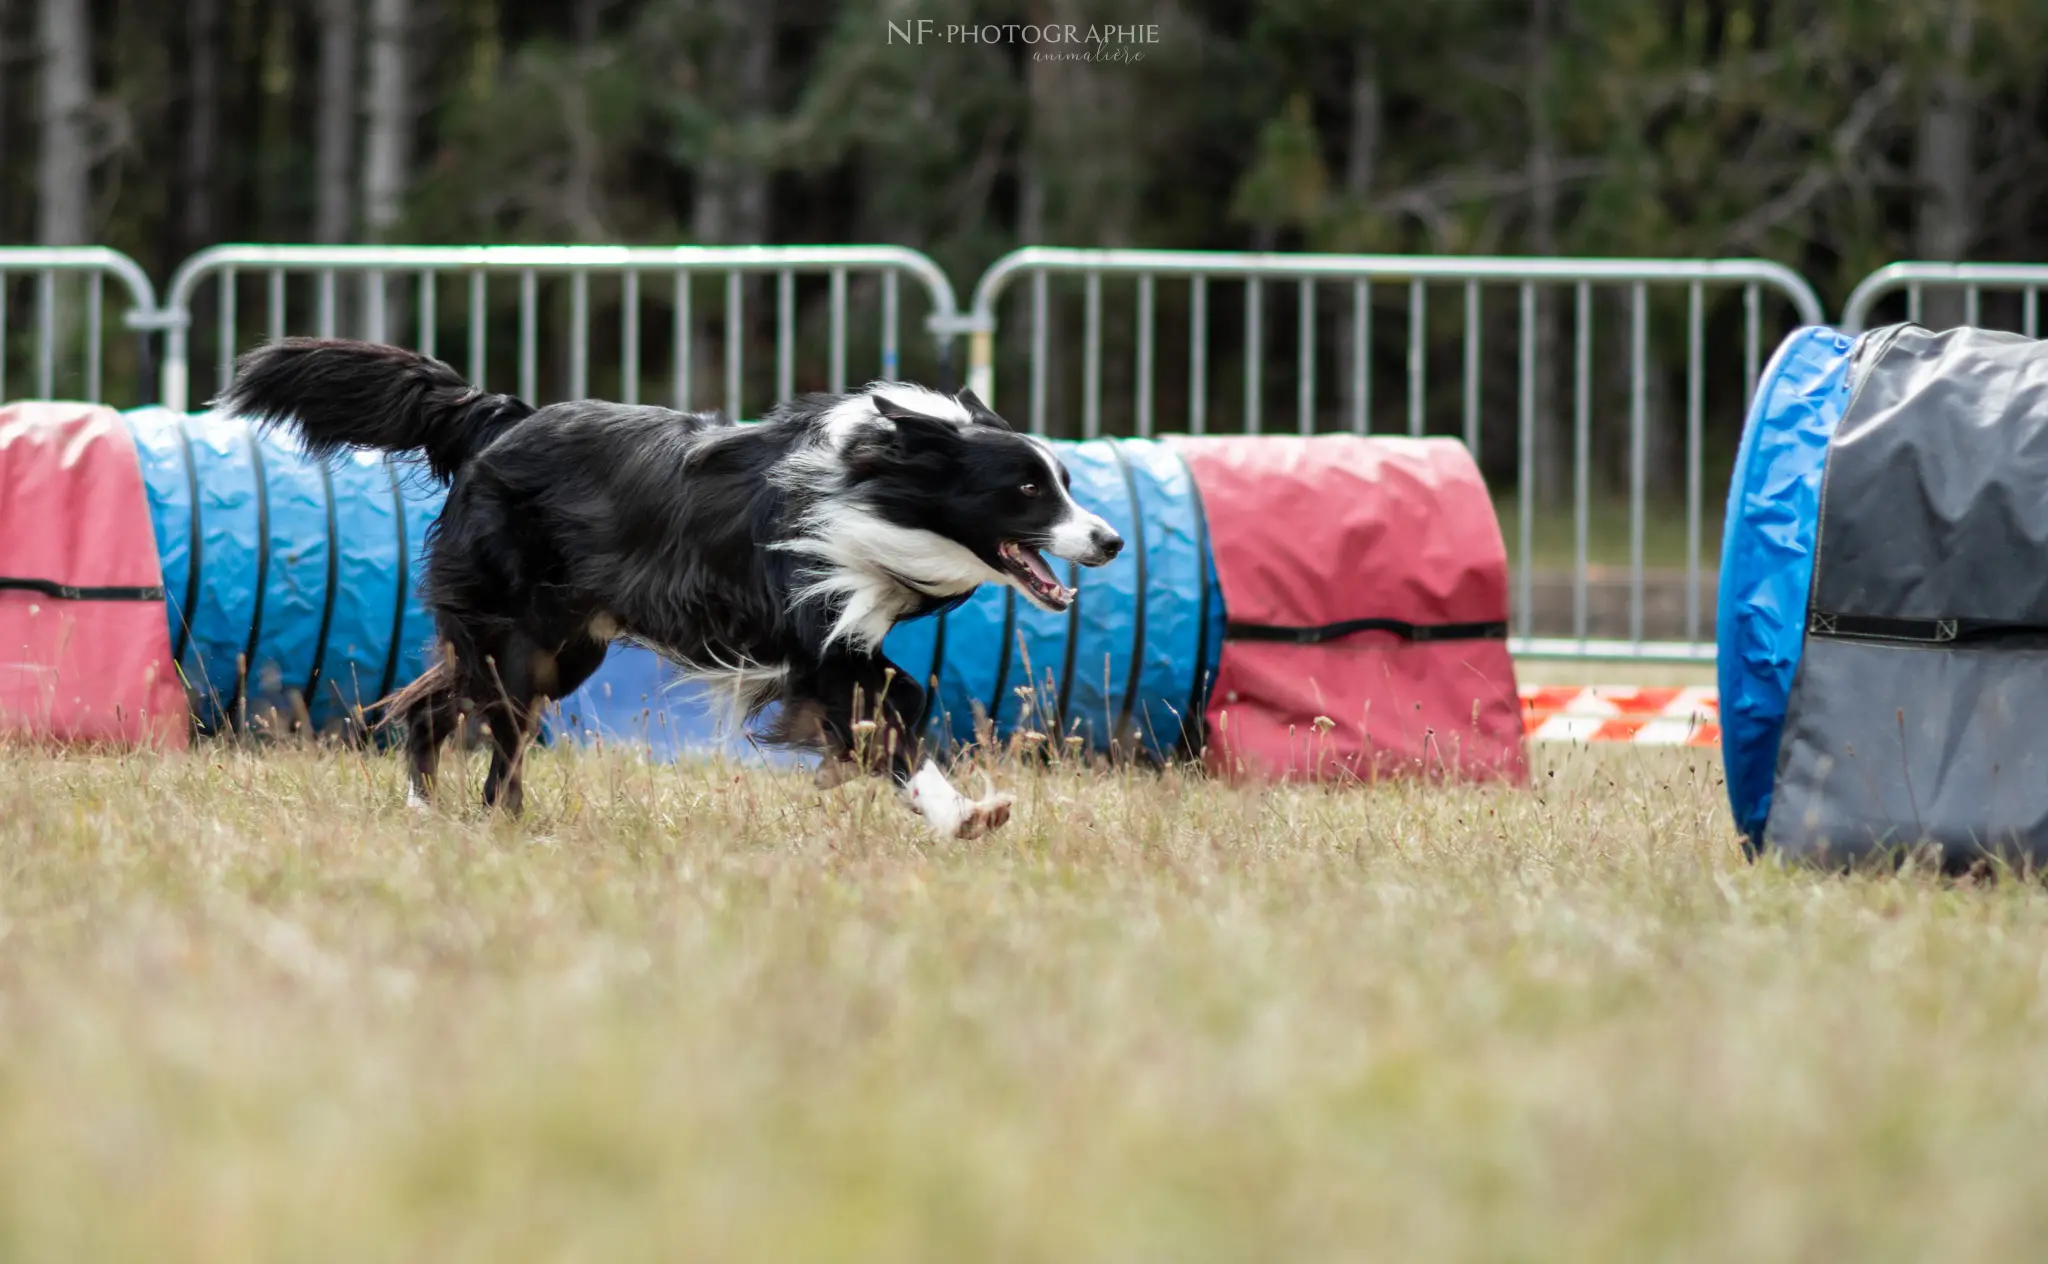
xmin=9 ymin=0 xmax=2048 ymax=477
xmin=182 ymin=0 xmax=222 ymax=257
xmin=36 ymin=0 xmax=90 ymax=244
xmin=361 ymin=0 xmax=413 ymax=242
xmin=316 ymin=0 xmax=358 ymax=244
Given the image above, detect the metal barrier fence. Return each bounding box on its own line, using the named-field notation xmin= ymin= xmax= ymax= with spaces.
xmin=36 ymin=244 xmax=2034 ymax=665
xmin=1841 ymin=262 xmax=2048 ymax=336
xmin=0 ymin=248 xmax=161 ymax=407
xmin=964 ymin=249 xmax=1825 ymax=661
xmin=157 ymin=245 xmax=965 ymax=414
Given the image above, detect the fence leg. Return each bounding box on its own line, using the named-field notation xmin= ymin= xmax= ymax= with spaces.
xmin=135 ymin=329 xmax=159 ymax=407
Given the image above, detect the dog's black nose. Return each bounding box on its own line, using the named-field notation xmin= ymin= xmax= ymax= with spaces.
xmin=1095 ymin=527 xmax=1124 ymax=559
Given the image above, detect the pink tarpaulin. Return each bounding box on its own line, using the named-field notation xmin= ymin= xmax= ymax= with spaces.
xmin=0 ymin=403 xmax=187 ymax=748
xmin=1173 ymin=434 xmax=1526 ymax=784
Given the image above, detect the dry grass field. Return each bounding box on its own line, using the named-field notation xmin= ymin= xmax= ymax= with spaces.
xmin=4 ymin=736 xmax=2047 ymax=1262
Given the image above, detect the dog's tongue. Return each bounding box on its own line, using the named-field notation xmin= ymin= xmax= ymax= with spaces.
xmin=1019 ymin=547 xmax=1062 ymax=592
xmin=1003 ymin=542 xmax=1075 ymax=605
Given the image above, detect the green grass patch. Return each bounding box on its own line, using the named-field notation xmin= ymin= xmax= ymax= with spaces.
xmin=1492 ymin=494 xmax=1724 ymax=572
xmin=0 ymin=741 xmax=2041 ymax=1260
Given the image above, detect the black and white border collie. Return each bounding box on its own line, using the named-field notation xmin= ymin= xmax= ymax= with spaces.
xmin=218 ymin=337 xmax=1122 ymax=838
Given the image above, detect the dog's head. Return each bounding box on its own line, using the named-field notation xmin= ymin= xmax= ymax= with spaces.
xmin=829 ymin=384 xmax=1123 ymax=612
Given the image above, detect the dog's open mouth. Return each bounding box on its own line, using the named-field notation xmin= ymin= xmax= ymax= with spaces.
xmin=998 ymin=540 xmax=1076 ymax=610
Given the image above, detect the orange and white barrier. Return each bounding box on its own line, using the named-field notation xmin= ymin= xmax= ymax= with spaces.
xmin=1520 ymin=685 xmax=1720 ymax=746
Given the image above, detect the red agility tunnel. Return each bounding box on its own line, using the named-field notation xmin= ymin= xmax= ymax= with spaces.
xmin=1173 ymin=434 xmax=1526 ymax=785
xmin=0 ymin=403 xmax=188 ymax=748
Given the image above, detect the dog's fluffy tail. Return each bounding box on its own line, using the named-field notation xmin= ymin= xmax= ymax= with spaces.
xmin=217 ymin=337 xmax=535 ymax=482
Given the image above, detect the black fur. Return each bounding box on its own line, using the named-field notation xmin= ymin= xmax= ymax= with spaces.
xmin=219 ymin=337 xmax=535 ymax=482
xmin=215 ymin=337 xmax=1122 ymax=827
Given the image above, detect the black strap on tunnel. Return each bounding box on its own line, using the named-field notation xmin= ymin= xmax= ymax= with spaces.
xmin=984 ymin=587 xmax=1018 ymax=727
xmin=1225 ymin=616 xmax=1509 ymax=645
xmin=919 ymin=603 xmax=949 ymax=737
xmin=227 ymin=424 xmax=273 ymax=724
xmin=1807 ymin=610 xmax=2048 ymax=646
xmin=1055 ymin=558 xmax=1082 ymax=729
xmin=1106 ymin=441 xmax=1148 ymax=741
xmin=171 ymin=414 xmax=203 ymax=667
xmin=0 ymin=578 xmax=164 ymax=602
xmin=376 ymin=464 xmax=411 ymax=701
xmin=1178 ymin=449 xmax=1216 ymax=731
xmin=301 ymin=457 xmax=341 ymax=710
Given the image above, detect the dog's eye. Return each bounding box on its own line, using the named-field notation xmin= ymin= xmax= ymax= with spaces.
xmin=1020 ymin=482 xmax=1041 ymax=498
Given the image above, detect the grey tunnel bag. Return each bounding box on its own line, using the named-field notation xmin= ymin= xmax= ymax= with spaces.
xmin=1766 ymin=323 xmax=2048 ymax=869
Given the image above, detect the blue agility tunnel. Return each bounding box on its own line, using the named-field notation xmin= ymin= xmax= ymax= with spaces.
xmin=117 ymin=411 xmax=1224 ymax=761
xmin=1715 ymin=327 xmax=1857 ymax=847
xmin=125 ymin=407 xmax=446 ymax=734
xmin=125 ymin=406 xmax=763 ymax=752
xmin=1734 ymin=323 xmax=2048 ymax=868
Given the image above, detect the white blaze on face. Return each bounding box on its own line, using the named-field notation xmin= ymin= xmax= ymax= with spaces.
xmin=1031 ymin=438 xmax=1115 ymax=562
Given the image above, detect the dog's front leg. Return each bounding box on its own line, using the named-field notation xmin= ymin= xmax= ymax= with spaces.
xmin=812 ymin=751 xmax=862 ymax=790
xmin=812 ymin=650 xmax=1013 ymax=840
xmin=901 ymin=759 xmax=1014 ymax=840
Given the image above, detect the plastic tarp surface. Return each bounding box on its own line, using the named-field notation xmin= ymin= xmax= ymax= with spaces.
xmin=1176 ymin=434 xmax=1525 ymax=784
xmin=125 ymin=408 xmax=443 ymax=734
xmin=883 ymin=438 xmax=1223 ymax=759
xmin=0 ymin=403 xmax=188 ymax=746
xmin=552 ymin=646 xmax=814 ymax=768
xmin=1715 ymin=327 xmax=1857 ymax=845
xmin=1765 ymin=324 xmax=2048 ymax=866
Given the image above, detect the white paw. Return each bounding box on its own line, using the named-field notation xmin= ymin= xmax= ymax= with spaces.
xmin=953 ymin=790 xmax=1015 ymax=840
xmin=405 ymin=785 xmax=433 ymax=814
xmin=905 ymin=761 xmax=1014 ymax=839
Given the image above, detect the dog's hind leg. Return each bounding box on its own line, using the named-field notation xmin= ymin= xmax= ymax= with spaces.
xmin=480 ymin=697 xmax=541 ymax=816
xmin=546 ymin=634 xmax=610 ymax=705
xmin=476 ymin=631 xmax=606 ymax=816
xmin=383 ymin=655 xmax=463 ymax=811
xmin=476 ymin=636 xmax=544 ymax=816
xmin=404 ymin=688 xmax=462 ymax=811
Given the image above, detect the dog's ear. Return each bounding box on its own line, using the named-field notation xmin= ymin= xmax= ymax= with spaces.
xmin=837 ymin=401 xmax=958 ymax=481
xmin=839 ymin=426 xmax=895 ymax=480
xmin=870 ymin=394 xmax=953 ymax=429
xmin=953 ymin=387 xmax=1014 ymax=431
xmin=866 ymin=393 xmax=964 ymax=455
xmin=888 ymin=410 xmax=963 ymax=456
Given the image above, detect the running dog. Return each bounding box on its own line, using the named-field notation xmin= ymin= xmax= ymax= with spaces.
xmin=218 ymin=338 xmax=1122 ymax=837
